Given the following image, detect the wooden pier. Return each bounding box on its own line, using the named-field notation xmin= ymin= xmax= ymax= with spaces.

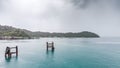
xmin=5 ymin=46 xmax=18 ymax=58
xmin=46 ymin=42 xmax=55 ymax=51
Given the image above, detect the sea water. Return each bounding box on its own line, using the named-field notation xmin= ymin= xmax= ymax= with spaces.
xmin=0 ymin=38 xmax=120 ymax=68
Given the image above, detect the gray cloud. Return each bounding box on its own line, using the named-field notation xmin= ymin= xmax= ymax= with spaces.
xmin=0 ymin=0 xmax=120 ymax=37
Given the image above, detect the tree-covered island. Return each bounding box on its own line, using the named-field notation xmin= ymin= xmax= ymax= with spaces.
xmin=0 ymin=25 xmax=100 ymax=39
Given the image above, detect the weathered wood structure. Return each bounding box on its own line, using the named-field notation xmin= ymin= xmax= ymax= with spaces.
xmin=5 ymin=46 xmax=18 ymax=58
xmin=46 ymin=42 xmax=55 ymax=51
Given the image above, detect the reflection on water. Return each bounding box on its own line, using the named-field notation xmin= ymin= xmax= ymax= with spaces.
xmin=46 ymin=49 xmax=55 ymax=62
xmin=46 ymin=49 xmax=54 ymax=57
xmin=5 ymin=56 xmax=18 ymax=63
xmin=4 ymin=56 xmax=18 ymax=68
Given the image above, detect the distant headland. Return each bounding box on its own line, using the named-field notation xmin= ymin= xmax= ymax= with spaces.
xmin=0 ymin=25 xmax=100 ymax=39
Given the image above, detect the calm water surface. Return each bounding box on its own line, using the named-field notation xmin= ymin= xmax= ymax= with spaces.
xmin=0 ymin=38 xmax=120 ymax=68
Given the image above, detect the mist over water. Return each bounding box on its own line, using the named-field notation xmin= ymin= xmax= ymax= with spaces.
xmin=0 ymin=0 xmax=120 ymax=37
xmin=66 ymin=0 xmax=120 ymax=37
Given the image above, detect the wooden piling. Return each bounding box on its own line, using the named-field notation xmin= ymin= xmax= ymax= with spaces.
xmin=46 ymin=42 xmax=49 ymax=50
xmin=16 ymin=46 xmax=18 ymax=57
xmin=5 ymin=46 xmax=18 ymax=58
xmin=46 ymin=42 xmax=55 ymax=50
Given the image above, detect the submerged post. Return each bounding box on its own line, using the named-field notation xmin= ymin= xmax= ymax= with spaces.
xmin=46 ymin=42 xmax=55 ymax=51
xmin=46 ymin=42 xmax=49 ymax=50
xmin=52 ymin=42 xmax=54 ymax=50
xmin=5 ymin=46 xmax=18 ymax=58
xmin=5 ymin=47 xmax=11 ymax=58
xmin=16 ymin=46 xmax=18 ymax=57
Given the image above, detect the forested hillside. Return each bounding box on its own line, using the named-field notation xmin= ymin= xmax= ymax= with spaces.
xmin=0 ymin=25 xmax=100 ymax=39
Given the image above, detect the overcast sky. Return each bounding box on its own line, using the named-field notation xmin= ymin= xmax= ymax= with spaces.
xmin=0 ymin=0 xmax=120 ymax=37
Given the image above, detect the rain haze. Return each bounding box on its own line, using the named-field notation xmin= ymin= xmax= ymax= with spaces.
xmin=0 ymin=0 xmax=120 ymax=37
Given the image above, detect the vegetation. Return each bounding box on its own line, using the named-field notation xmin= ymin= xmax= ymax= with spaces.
xmin=0 ymin=25 xmax=31 ymax=39
xmin=29 ymin=31 xmax=100 ymax=38
xmin=0 ymin=25 xmax=100 ymax=39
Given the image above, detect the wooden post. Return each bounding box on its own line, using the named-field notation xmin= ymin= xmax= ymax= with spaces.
xmin=5 ymin=46 xmax=18 ymax=58
xmin=46 ymin=42 xmax=55 ymax=50
xmin=52 ymin=42 xmax=54 ymax=50
xmin=46 ymin=42 xmax=48 ymax=50
xmin=16 ymin=46 xmax=18 ymax=57
xmin=5 ymin=47 xmax=11 ymax=58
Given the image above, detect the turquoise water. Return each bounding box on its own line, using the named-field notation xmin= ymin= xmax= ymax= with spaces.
xmin=0 ymin=38 xmax=120 ymax=68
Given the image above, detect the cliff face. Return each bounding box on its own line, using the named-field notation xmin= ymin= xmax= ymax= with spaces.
xmin=0 ymin=25 xmax=100 ymax=38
